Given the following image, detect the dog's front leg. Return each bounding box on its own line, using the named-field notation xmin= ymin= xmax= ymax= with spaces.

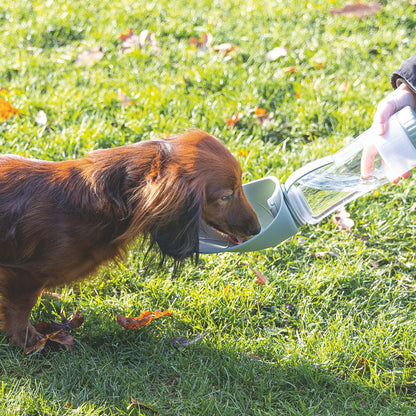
xmin=0 ymin=269 xmax=44 ymax=348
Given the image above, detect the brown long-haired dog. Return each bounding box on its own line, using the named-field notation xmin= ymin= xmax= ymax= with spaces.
xmin=0 ymin=130 xmax=260 ymax=347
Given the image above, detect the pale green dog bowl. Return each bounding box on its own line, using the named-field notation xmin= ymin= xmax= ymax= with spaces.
xmin=198 ymin=176 xmax=299 ymax=253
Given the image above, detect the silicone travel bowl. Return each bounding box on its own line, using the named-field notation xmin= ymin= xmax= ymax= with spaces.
xmin=199 ymin=176 xmax=299 ymax=253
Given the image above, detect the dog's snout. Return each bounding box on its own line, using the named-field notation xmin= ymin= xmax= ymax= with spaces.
xmin=250 ymin=225 xmax=261 ymax=236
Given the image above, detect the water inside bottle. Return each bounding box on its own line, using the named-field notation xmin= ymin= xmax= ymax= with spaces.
xmin=294 ymin=171 xmax=383 ymax=222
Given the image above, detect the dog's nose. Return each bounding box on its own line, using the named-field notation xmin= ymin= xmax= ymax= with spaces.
xmin=250 ymin=225 xmax=261 ymax=236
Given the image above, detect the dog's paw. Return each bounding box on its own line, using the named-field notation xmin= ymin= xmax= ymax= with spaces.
xmin=9 ymin=323 xmax=43 ymax=348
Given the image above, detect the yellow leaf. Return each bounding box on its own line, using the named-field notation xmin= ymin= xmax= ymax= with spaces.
xmin=0 ymin=98 xmax=20 ymax=120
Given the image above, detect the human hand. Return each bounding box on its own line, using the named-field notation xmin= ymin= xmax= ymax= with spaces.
xmin=372 ymin=83 xmax=416 ymax=136
xmin=361 ymin=83 xmax=416 ymax=181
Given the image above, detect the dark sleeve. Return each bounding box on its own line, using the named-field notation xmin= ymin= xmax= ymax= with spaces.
xmin=391 ymin=54 xmax=416 ymax=93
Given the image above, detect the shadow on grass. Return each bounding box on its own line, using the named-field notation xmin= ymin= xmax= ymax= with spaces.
xmin=0 ymin=321 xmax=414 ymax=416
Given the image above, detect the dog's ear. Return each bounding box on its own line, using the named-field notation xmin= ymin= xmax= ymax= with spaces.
xmin=150 ymin=186 xmax=202 ymax=262
xmin=97 ymin=165 xmax=130 ymax=218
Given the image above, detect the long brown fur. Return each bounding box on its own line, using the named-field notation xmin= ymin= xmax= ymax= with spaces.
xmin=0 ymin=130 xmax=260 ymax=347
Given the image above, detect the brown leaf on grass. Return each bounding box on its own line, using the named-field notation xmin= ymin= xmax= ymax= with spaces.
xmin=226 ymin=112 xmax=244 ymax=128
xmin=332 ymin=208 xmax=354 ymax=231
xmin=172 ymin=332 xmax=208 ymax=349
xmin=254 ymin=107 xmax=270 ymax=127
xmin=189 ymin=32 xmax=213 ymax=51
xmin=243 ymin=260 xmax=268 ymax=285
xmin=283 ymin=66 xmax=298 ymax=73
xmin=120 ymin=29 xmax=160 ymax=54
xmin=25 ymin=330 xmax=74 ymax=355
xmin=246 ymin=353 xmax=262 ymax=360
xmin=119 ymin=29 xmax=139 ymax=53
xmin=75 ymin=46 xmax=104 ymax=66
xmin=117 ymin=89 xmax=136 ymax=107
xmin=119 ymin=28 xmax=134 ymax=41
xmin=117 ymin=310 xmax=172 ymax=330
xmin=330 ymin=2 xmax=382 ymax=18
xmin=35 ymin=310 xmax=84 ymax=334
xmin=355 ymin=356 xmax=370 ymax=375
xmin=213 ymin=43 xmax=237 ymax=55
xmin=337 ymin=82 xmax=349 ymax=92
xmin=0 ymin=98 xmax=20 ymax=120
xmin=314 ymin=61 xmax=326 ymax=69
xmin=254 ymin=107 xmax=267 ymax=118
xmin=255 ymin=272 xmax=268 ymax=285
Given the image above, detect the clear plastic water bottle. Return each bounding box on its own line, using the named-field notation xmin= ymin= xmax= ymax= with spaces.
xmin=284 ymin=106 xmax=416 ymax=225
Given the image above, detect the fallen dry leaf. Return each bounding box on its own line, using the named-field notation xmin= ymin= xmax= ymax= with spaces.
xmin=26 ymin=330 xmax=75 ymax=354
xmin=254 ymin=107 xmax=269 ymax=127
xmin=117 ymin=89 xmax=136 ymax=107
xmin=75 ymin=46 xmax=104 ymax=66
xmin=243 ymin=260 xmax=268 ymax=285
xmin=119 ymin=28 xmax=134 ymax=41
xmin=119 ymin=29 xmax=140 ymax=53
xmin=189 ymin=32 xmax=213 ymax=51
xmin=117 ymin=310 xmax=172 ymax=330
xmin=0 ymin=98 xmax=19 ymax=120
xmin=226 ymin=112 xmax=244 ymax=128
xmin=355 ymin=356 xmax=370 ymax=375
xmin=330 ymin=2 xmax=382 ymax=18
xmin=337 ymin=82 xmax=349 ymax=92
xmin=213 ymin=43 xmax=237 ymax=55
xmin=265 ymin=46 xmax=288 ymax=61
xmin=119 ymin=29 xmax=160 ymax=54
xmin=172 ymin=332 xmax=208 ymax=348
xmin=254 ymin=107 xmax=267 ymax=118
xmin=35 ymin=310 xmax=84 ymax=334
xmin=283 ymin=66 xmax=298 ymax=73
xmin=332 ymin=208 xmax=354 ymax=230
xmin=137 ymin=29 xmax=161 ymax=55
xmin=255 ymin=272 xmax=268 ymax=285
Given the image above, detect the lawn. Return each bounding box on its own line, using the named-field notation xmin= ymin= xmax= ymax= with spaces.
xmin=1 ymin=0 xmax=416 ymax=414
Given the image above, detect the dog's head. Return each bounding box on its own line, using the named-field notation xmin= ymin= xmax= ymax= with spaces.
xmin=147 ymin=131 xmax=260 ymax=261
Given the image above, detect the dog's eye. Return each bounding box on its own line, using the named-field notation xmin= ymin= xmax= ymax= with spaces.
xmin=220 ymin=193 xmax=234 ymax=201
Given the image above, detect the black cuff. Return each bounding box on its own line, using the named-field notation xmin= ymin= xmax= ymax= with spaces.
xmin=391 ymin=53 xmax=416 ymax=93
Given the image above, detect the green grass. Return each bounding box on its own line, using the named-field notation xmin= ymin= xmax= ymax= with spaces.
xmin=1 ymin=0 xmax=416 ymax=414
